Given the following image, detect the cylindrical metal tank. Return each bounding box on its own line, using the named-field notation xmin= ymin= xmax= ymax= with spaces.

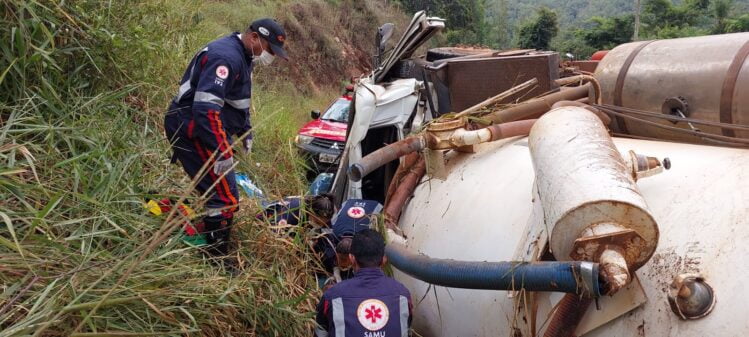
xmin=395 ymin=136 xmax=749 ymax=336
xmin=595 ymin=33 xmax=749 ymax=141
xmin=528 ymin=107 xmax=658 ymax=270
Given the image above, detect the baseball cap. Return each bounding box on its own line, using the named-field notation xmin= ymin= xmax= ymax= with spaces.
xmin=250 ymin=18 xmax=288 ymax=60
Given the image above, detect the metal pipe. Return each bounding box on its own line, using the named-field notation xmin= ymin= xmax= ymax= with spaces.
xmin=487 ymin=84 xmax=590 ymax=124
xmin=555 ymin=74 xmax=602 ymax=104
xmin=386 ymin=242 xmax=602 ymax=296
xmin=543 ymin=294 xmax=593 ymax=337
xmin=348 ymin=136 xmax=424 ymax=182
xmin=450 ymin=119 xmax=537 ymax=147
xmin=384 ymin=157 xmax=427 ymax=229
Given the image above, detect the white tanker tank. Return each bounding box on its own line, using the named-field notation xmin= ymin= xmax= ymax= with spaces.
xmin=389 ymin=107 xmax=749 ymax=336
xmin=340 ymin=25 xmax=749 ymax=336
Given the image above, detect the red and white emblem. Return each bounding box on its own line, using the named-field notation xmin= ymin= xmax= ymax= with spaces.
xmin=347 ymin=206 xmax=366 ymax=219
xmin=216 ymin=65 xmax=229 ymax=79
xmin=357 ymin=299 xmax=389 ymax=331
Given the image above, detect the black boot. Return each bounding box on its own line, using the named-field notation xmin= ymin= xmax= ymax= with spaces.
xmin=203 ymin=215 xmax=232 ymax=256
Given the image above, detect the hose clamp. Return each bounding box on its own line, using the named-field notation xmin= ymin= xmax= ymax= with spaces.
xmin=579 ymin=261 xmax=601 ymax=298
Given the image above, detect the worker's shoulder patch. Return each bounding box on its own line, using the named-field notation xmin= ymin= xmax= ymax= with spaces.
xmin=215 ymin=65 xmax=229 ymax=80
xmin=357 ymin=299 xmax=389 ymax=331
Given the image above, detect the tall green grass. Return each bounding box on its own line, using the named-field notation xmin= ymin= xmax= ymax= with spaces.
xmin=0 ymin=0 xmax=358 ymax=335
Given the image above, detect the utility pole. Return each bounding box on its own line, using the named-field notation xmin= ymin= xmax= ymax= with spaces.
xmin=634 ymin=0 xmax=641 ymax=41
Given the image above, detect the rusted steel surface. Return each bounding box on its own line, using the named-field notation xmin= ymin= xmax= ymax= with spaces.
xmin=487 ymin=119 xmax=537 ymax=141
xmin=487 ymin=85 xmax=589 ymax=124
xmin=384 ymin=157 xmax=426 ymax=230
xmin=596 ymin=33 xmax=749 ymax=141
xmin=719 ymin=39 xmax=749 ymax=137
xmin=611 ymin=40 xmax=655 ymax=133
xmin=555 ymin=74 xmax=601 ymax=104
xmin=543 ymin=294 xmax=593 ymax=337
xmin=444 ymin=53 xmax=560 ymax=112
xmin=348 ymin=136 xmax=424 ymax=182
xmin=384 ymin=152 xmax=420 ymax=206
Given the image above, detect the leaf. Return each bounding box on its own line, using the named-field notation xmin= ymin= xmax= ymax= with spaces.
xmin=0 ymin=211 xmax=24 ymax=258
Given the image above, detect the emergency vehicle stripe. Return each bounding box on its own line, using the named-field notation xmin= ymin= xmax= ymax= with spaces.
xmin=331 ymin=298 xmax=345 ymax=337
xmin=193 ymin=140 xmax=237 ymax=211
xmin=314 ymin=327 xmax=329 ymax=337
xmin=194 ymin=91 xmax=225 ymax=107
xmin=399 ymin=296 xmax=409 ymax=336
xmin=226 ymin=98 xmax=250 ymax=109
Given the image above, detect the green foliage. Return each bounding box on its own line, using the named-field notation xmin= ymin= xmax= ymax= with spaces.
xmin=397 ymin=0 xmax=490 ymax=45
xmin=1 ymin=0 xmax=403 ymax=334
xmin=581 ymin=15 xmax=635 ymax=49
xmin=726 ymin=13 xmax=749 ymax=32
xmin=517 ymin=7 xmax=559 ymax=50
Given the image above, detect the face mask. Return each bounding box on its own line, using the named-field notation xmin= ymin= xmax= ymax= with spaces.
xmin=251 ymin=38 xmax=275 ymax=66
xmin=255 ymin=50 xmax=275 ymax=66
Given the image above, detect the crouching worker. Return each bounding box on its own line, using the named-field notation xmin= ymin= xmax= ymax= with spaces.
xmin=315 ymin=229 xmax=412 ymax=337
xmin=320 ymin=199 xmax=383 ymax=285
xmin=258 ymin=194 xmax=336 ymax=228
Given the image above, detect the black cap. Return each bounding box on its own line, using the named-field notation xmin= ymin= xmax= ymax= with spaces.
xmin=250 ymin=18 xmax=288 ymax=60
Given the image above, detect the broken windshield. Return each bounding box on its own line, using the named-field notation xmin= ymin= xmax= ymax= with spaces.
xmin=322 ymin=98 xmax=350 ymax=123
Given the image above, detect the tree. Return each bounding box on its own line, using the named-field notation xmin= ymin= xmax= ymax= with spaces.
xmin=581 ymin=15 xmax=635 ymax=49
xmin=517 ymin=7 xmax=559 ymax=50
xmin=713 ymin=0 xmax=734 ymax=33
xmin=726 ymin=13 xmax=749 ymax=32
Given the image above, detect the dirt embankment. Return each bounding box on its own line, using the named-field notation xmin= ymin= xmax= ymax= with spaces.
xmin=256 ymin=0 xmax=410 ymax=95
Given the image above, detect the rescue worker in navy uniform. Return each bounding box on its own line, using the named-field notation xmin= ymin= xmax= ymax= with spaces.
xmin=164 ymin=18 xmax=288 ymax=255
xmin=315 ymin=229 xmax=412 ymax=337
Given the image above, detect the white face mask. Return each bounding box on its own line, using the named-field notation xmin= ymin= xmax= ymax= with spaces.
xmin=254 ymin=49 xmax=275 ymax=66
xmin=250 ymin=37 xmax=275 ymax=66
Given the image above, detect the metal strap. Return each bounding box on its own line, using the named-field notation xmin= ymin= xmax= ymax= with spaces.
xmin=613 ymin=40 xmax=656 ymax=133
xmin=719 ymin=40 xmax=749 ymax=137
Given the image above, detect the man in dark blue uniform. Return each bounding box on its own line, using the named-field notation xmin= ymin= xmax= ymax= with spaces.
xmin=315 ymin=229 xmax=412 ymax=337
xmin=164 ymin=18 xmax=288 ymax=255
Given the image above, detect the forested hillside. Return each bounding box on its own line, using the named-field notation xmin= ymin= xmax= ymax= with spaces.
xmin=398 ymin=0 xmax=749 ymax=57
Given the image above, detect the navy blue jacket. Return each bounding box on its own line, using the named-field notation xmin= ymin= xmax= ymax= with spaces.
xmin=332 ymin=199 xmax=383 ymax=239
xmin=169 ymin=33 xmax=253 ymax=159
xmin=260 ymin=197 xmax=303 ymax=226
xmin=315 ymin=268 xmax=412 ymax=337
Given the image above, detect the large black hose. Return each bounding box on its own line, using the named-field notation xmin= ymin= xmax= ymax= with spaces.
xmin=386 ymin=242 xmax=601 ymax=297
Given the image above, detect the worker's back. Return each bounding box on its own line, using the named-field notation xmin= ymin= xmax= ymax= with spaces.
xmin=317 ymin=267 xmax=411 ymax=336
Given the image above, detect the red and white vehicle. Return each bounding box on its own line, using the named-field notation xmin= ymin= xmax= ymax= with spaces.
xmin=295 ymin=87 xmax=352 ymax=178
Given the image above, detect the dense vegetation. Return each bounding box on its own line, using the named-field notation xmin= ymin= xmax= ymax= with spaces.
xmin=397 ymin=0 xmax=749 ymax=58
xmin=0 ymin=0 xmax=406 ymax=335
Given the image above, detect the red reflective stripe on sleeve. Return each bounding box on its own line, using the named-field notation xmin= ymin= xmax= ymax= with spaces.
xmin=323 ymin=300 xmax=329 ymax=316
xmin=200 ymin=55 xmax=209 ymax=68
